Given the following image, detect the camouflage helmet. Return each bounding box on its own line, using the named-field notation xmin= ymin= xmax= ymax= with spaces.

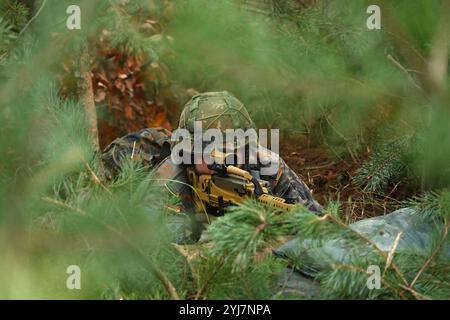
xmin=178 ymin=91 xmax=255 ymax=133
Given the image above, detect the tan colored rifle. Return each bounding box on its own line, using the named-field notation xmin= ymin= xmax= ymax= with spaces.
xmin=187 ymin=160 xmax=296 ymax=214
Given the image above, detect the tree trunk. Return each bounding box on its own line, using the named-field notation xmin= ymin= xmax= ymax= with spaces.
xmin=77 ymin=41 xmax=105 ymax=181
xmin=78 ymin=42 xmax=100 ymax=151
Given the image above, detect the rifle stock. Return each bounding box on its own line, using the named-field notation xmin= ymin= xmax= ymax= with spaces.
xmin=187 ymin=165 xmax=295 ymax=214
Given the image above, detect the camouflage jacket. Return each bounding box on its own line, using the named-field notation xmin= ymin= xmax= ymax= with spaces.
xmin=155 ymin=152 xmax=323 ymax=215
xmin=102 ymin=128 xmax=322 ymax=214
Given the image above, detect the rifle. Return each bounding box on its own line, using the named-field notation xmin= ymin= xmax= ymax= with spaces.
xmin=186 ymin=159 xmax=296 ymax=215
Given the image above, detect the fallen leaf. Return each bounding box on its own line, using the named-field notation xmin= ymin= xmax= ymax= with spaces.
xmin=124 ymin=104 xmax=134 ymax=120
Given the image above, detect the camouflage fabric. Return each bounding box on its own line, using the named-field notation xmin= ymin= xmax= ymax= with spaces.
xmin=270 ymin=158 xmax=322 ymax=212
xmin=178 ymin=91 xmax=256 ymax=134
xmin=102 ymin=128 xmax=322 ymax=241
xmin=105 ymin=92 xmax=322 ymax=241
xmin=101 ymin=127 xmax=172 ymax=179
xmin=155 ymin=150 xmax=323 ymax=215
xmin=155 ymin=91 xmax=322 ymax=214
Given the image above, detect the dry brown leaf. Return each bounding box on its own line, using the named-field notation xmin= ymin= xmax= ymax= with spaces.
xmin=124 ymin=104 xmax=134 ymax=120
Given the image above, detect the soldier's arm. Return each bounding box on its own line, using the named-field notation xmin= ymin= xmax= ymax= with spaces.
xmin=271 ymin=158 xmax=323 ymax=214
xmin=153 ymin=157 xmax=203 ymax=241
xmin=153 ymin=157 xmax=196 ymax=212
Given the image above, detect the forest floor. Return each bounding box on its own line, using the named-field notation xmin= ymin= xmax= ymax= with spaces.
xmin=280 ymin=135 xmax=406 ymax=222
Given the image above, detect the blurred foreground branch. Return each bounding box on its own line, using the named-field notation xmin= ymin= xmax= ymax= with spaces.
xmin=77 ymin=42 xmax=105 ymax=179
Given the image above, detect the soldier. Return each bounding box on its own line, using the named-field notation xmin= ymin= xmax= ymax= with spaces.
xmin=102 ymin=91 xmax=322 ymax=241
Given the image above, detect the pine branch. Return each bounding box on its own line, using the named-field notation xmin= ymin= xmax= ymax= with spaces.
xmin=408 ymin=219 xmax=449 ymax=290
xmin=0 ymin=16 xmax=17 ymax=57
xmin=406 ymin=189 xmax=450 ymax=220
xmin=354 ymin=136 xmax=411 ymax=193
xmin=0 ymin=0 xmax=30 ymax=31
xmin=18 ymin=0 xmax=46 ymax=36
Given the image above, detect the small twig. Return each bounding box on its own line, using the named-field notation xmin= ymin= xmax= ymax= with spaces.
xmin=324 ymin=115 xmax=347 ymax=141
xmin=130 ymin=141 xmax=137 ymax=159
xmin=320 ymin=213 xmax=439 ymax=300
xmin=304 ymin=161 xmax=337 ymax=170
xmin=408 ymin=220 xmax=449 ymax=290
xmin=387 ymin=54 xmax=424 ymax=92
xmin=18 ymin=0 xmax=47 ymax=36
xmin=399 ymin=284 xmax=431 ymax=300
xmin=41 ymin=196 xmax=85 ymax=215
xmin=85 ymin=162 xmax=111 ymax=194
xmin=386 ymin=181 xmax=402 ymax=199
xmin=384 ymin=232 xmax=403 ymax=275
xmin=279 ymin=267 xmax=296 ymax=293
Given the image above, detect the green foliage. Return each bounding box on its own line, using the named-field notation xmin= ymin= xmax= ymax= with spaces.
xmin=0 ymin=0 xmax=29 ymax=64
xmin=191 ymin=251 xmax=284 ymax=299
xmin=0 ymin=53 xmax=179 ymax=298
xmin=0 ymin=0 xmax=186 ymax=298
xmin=1 ymin=0 xmax=449 ymax=300
xmin=406 ymin=189 xmax=450 ymax=221
xmin=99 ymin=0 xmax=171 ymax=59
xmin=201 ymin=199 xmax=450 ymax=299
xmin=168 ymin=0 xmax=397 ymax=139
xmin=204 ymin=200 xmax=354 ymax=272
xmin=204 ymin=200 xmax=289 ymax=271
xmin=315 ymin=251 xmax=450 ymax=300
xmin=0 ymin=0 xmax=29 ymax=30
xmin=0 ymin=16 xmax=16 ymax=58
xmin=354 ymin=136 xmax=414 ymax=193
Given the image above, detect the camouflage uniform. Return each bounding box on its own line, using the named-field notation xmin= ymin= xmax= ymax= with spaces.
xmin=101 ymin=92 xmax=321 ymax=212
xmin=160 ymin=91 xmax=322 ymax=214
xmin=101 ymin=92 xmax=322 ymax=240
xmin=155 ymin=151 xmax=322 ymax=214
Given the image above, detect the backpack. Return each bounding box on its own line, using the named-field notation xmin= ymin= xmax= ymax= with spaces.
xmin=101 ymin=127 xmax=172 ymax=179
